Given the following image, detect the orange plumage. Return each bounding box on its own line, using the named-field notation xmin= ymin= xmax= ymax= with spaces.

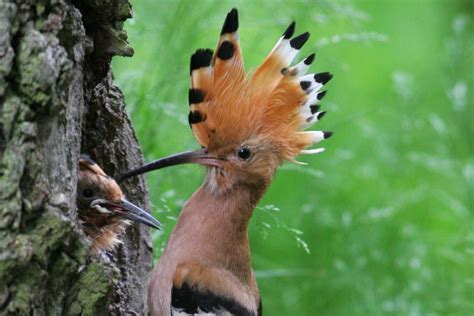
xmin=188 ymin=10 xmax=332 ymax=164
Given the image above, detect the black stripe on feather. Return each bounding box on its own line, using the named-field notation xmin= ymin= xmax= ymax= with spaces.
xmin=188 ymin=111 xmax=204 ymax=125
xmin=310 ymin=104 xmax=321 ymax=114
xmin=189 ymin=89 xmax=205 ymax=104
xmin=190 ymin=49 xmax=213 ymax=75
xmin=172 ymin=283 xmax=255 ymax=316
xmin=217 ymin=41 xmax=234 ymax=60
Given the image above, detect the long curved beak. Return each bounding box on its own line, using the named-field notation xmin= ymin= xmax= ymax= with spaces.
xmin=118 ymin=148 xmax=222 ymax=182
xmin=119 ymin=199 xmax=161 ymax=230
xmin=91 ymin=198 xmax=161 ymax=230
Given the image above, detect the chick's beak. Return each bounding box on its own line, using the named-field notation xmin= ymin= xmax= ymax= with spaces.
xmin=118 ymin=148 xmax=223 ymax=182
xmin=119 ymin=199 xmax=161 ymax=230
xmin=90 ymin=198 xmax=161 ymax=230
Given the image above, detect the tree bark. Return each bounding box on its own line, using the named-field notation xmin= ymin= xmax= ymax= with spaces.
xmin=0 ymin=0 xmax=153 ymax=314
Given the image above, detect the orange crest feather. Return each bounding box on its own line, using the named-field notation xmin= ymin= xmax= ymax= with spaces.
xmin=188 ymin=9 xmax=333 ymax=162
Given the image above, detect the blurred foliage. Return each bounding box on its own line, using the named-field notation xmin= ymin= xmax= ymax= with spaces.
xmin=112 ymin=0 xmax=473 ymax=314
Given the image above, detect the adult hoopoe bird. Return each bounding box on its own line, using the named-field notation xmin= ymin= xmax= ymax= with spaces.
xmin=120 ymin=8 xmax=333 ymax=315
xmin=77 ymin=155 xmax=161 ymax=255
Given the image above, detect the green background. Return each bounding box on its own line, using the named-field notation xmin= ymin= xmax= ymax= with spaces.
xmin=112 ymin=0 xmax=473 ymax=314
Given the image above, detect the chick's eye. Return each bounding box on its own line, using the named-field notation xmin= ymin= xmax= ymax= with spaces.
xmin=82 ymin=188 xmax=94 ymax=198
xmin=237 ymin=147 xmax=251 ymax=160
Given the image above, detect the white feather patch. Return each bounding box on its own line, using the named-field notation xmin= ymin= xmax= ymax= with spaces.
xmin=300 ymin=131 xmax=326 ymax=144
xmin=301 ymin=148 xmax=325 ymax=154
xmin=298 ymin=74 xmax=324 ymax=94
xmin=92 ymin=205 xmax=112 ymax=214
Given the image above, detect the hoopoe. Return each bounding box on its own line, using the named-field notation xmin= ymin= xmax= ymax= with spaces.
xmin=77 ymin=155 xmax=161 ymax=255
xmin=120 ymin=8 xmax=333 ymax=315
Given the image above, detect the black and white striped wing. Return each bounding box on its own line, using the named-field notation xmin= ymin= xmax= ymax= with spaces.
xmin=171 ymin=282 xmax=255 ymax=316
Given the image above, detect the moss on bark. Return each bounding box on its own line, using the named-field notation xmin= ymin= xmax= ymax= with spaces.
xmin=0 ymin=0 xmax=153 ymax=314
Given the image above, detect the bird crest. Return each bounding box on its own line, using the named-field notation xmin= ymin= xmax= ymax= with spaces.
xmin=188 ymin=8 xmax=333 ymax=163
xmin=79 ymin=155 xmax=108 ymax=177
xmin=118 ymin=8 xmax=334 ymax=192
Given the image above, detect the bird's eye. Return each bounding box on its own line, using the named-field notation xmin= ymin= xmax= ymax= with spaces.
xmin=237 ymin=147 xmax=251 ymax=160
xmin=82 ymin=188 xmax=94 ymax=198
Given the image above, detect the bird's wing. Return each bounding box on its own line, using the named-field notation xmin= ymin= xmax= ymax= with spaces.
xmin=171 ymin=263 xmax=258 ymax=316
xmin=171 ymin=282 xmax=251 ymax=316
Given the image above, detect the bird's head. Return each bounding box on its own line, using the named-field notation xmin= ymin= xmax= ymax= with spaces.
xmin=77 ymin=155 xmax=161 ymax=231
xmin=120 ymin=8 xmax=333 ymax=195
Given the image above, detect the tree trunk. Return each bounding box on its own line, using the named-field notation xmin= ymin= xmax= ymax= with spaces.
xmin=0 ymin=0 xmax=153 ymax=314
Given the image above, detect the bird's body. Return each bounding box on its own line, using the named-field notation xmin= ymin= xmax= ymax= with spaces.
xmin=77 ymin=156 xmax=161 ymax=255
xmin=149 ymin=185 xmax=263 ymax=315
xmin=121 ymin=8 xmax=333 ymax=315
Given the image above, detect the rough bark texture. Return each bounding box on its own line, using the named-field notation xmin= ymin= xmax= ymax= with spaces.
xmin=0 ymin=0 xmax=153 ymax=314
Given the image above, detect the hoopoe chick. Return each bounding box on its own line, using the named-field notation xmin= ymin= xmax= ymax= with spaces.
xmin=77 ymin=155 xmax=161 ymax=255
xmin=121 ymin=8 xmax=333 ymax=315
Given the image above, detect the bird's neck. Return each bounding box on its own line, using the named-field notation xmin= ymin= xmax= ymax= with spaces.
xmin=169 ymin=181 xmax=268 ymax=281
xmin=78 ymin=211 xmax=127 ymax=255
xmin=193 ymin=181 xmax=266 ymax=230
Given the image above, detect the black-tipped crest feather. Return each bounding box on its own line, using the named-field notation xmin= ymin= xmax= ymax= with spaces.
xmin=189 ymin=89 xmax=205 ymax=104
xmin=189 ymin=111 xmax=204 ymax=125
xmin=304 ymin=53 xmax=315 ymax=65
xmin=79 ymin=154 xmax=96 ymax=166
xmin=221 ymin=8 xmax=239 ymax=35
xmin=190 ymin=49 xmax=213 ymax=75
xmin=314 ymin=72 xmax=333 ymax=84
xmin=282 ymin=21 xmax=295 ymax=39
xmin=317 ymin=90 xmax=327 ymax=100
xmin=290 ymin=32 xmax=310 ymax=49
xmin=323 ymin=131 xmax=333 ymax=139
xmin=316 ymin=111 xmax=327 ymax=120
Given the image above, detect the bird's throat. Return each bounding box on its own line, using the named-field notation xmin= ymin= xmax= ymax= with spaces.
xmin=192 ymin=181 xmax=267 ymax=232
xmin=167 ymin=182 xmax=268 ymax=283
